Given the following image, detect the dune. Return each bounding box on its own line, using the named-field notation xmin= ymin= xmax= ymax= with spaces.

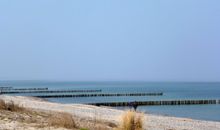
xmin=0 ymin=95 xmax=220 ymax=130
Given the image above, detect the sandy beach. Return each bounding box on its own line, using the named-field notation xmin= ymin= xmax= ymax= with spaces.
xmin=0 ymin=95 xmax=220 ymax=130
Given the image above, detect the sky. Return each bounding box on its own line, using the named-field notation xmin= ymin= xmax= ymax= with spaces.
xmin=0 ymin=0 xmax=220 ymax=82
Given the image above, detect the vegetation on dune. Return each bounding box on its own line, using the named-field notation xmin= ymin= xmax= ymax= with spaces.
xmin=48 ymin=112 xmax=76 ymax=129
xmin=0 ymin=99 xmax=116 ymax=130
xmin=80 ymin=128 xmax=89 ymax=130
xmin=0 ymin=99 xmax=76 ymax=129
xmin=116 ymin=110 xmax=144 ymax=130
xmin=0 ymin=99 xmax=24 ymax=112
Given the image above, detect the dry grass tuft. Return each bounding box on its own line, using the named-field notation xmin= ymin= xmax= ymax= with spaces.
xmin=0 ymin=99 xmax=76 ymax=129
xmin=48 ymin=112 xmax=76 ymax=129
xmin=0 ymin=99 xmax=7 ymax=110
xmin=0 ymin=99 xmax=24 ymax=112
xmin=116 ymin=110 xmax=143 ymax=130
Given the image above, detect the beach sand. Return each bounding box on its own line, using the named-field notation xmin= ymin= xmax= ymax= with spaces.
xmin=0 ymin=95 xmax=220 ymax=130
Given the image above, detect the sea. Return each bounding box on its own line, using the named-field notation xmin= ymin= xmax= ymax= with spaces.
xmin=1 ymin=81 xmax=220 ymax=122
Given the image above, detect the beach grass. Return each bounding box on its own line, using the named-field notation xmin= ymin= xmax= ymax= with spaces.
xmin=0 ymin=99 xmax=77 ymax=129
xmin=48 ymin=111 xmax=76 ymax=129
xmin=116 ymin=110 xmax=143 ymax=130
xmin=0 ymin=99 xmax=24 ymax=112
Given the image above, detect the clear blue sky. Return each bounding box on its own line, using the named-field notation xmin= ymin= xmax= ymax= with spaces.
xmin=0 ymin=0 xmax=220 ymax=81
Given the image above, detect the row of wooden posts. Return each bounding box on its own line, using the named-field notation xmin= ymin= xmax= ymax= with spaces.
xmin=0 ymin=87 xmax=48 ymax=91
xmin=34 ymin=92 xmax=163 ymax=98
xmin=1 ymin=87 xmax=220 ymax=107
xmin=0 ymin=89 xmax=102 ymax=94
xmin=0 ymin=87 xmax=13 ymax=90
xmin=89 ymin=99 xmax=220 ymax=106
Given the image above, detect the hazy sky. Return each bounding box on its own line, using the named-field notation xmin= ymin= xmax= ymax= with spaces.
xmin=0 ymin=0 xmax=220 ymax=81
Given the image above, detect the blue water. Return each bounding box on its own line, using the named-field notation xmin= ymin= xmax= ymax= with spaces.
xmin=1 ymin=81 xmax=220 ymax=121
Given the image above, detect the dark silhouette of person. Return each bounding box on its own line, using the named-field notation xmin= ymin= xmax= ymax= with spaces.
xmin=133 ymin=101 xmax=138 ymax=111
xmin=128 ymin=102 xmax=133 ymax=110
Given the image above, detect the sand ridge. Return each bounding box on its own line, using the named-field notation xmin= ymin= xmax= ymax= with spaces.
xmin=1 ymin=95 xmax=220 ymax=130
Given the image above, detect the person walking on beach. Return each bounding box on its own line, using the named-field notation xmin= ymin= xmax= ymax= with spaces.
xmin=133 ymin=101 xmax=138 ymax=111
xmin=128 ymin=101 xmax=138 ymax=111
xmin=128 ymin=102 xmax=133 ymax=110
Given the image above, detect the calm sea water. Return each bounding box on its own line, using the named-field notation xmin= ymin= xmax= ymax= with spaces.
xmin=1 ymin=81 xmax=220 ymax=121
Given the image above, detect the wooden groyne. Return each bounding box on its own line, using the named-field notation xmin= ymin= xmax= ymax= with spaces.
xmin=34 ymin=92 xmax=163 ymax=98
xmin=12 ymin=88 xmax=49 ymax=91
xmin=0 ymin=87 xmax=48 ymax=91
xmin=89 ymin=99 xmax=220 ymax=106
xmin=0 ymin=89 xmax=102 ymax=94
xmin=0 ymin=87 xmax=13 ymax=90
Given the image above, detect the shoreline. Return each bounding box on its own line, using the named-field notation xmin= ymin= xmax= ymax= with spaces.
xmin=1 ymin=95 xmax=220 ymax=130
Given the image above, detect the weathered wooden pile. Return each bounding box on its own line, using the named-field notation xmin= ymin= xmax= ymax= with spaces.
xmin=1 ymin=86 xmax=220 ymax=106
xmin=90 ymin=99 xmax=220 ymax=106
xmin=0 ymin=89 xmax=102 ymax=94
xmin=35 ymin=92 xmax=163 ymax=98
